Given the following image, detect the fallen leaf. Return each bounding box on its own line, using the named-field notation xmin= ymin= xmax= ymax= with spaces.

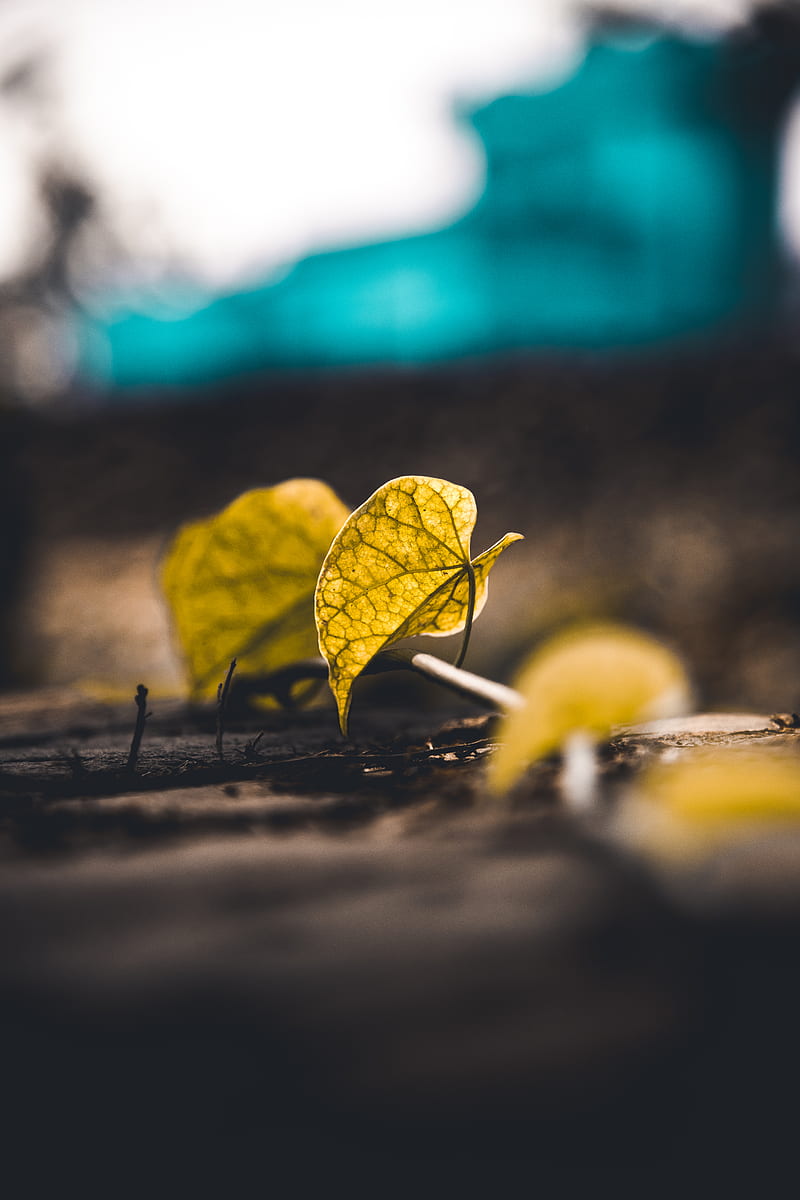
xmin=162 ymin=479 xmax=349 ymax=699
xmin=645 ymin=748 xmax=800 ymax=824
xmin=489 ymin=623 xmax=689 ymax=793
xmin=618 ymin=747 xmax=800 ymax=860
xmin=314 ymin=475 xmax=522 ymax=733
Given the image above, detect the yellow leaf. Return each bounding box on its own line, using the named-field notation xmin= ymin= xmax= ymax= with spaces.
xmin=489 ymin=624 xmax=689 ymax=794
xmin=620 ymin=748 xmax=800 ymax=860
xmin=314 ymin=475 xmax=522 ymax=733
xmin=647 ymin=749 xmax=800 ymax=823
xmin=162 ymin=479 xmax=349 ymax=699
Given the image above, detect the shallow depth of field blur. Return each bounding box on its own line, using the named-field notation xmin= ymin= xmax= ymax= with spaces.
xmin=3 ymin=0 xmax=800 ymax=713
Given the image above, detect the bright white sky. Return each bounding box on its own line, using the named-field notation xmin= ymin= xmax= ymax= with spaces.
xmin=0 ymin=0 xmax=782 ymax=296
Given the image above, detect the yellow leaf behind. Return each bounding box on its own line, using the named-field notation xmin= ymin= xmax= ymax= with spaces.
xmin=162 ymin=479 xmax=349 ymax=699
xmin=314 ymin=475 xmax=522 ymax=733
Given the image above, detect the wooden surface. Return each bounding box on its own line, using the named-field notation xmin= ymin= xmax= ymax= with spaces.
xmin=4 ymin=689 xmax=800 ymax=1183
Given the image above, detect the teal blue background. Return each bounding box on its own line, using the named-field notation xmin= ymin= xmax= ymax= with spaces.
xmin=78 ymin=33 xmax=793 ymax=389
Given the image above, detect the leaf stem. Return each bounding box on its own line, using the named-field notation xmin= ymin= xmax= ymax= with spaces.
xmin=454 ymin=560 xmax=476 ymax=671
xmin=386 ymin=649 xmax=524 ymax=712
xmin=559 ymin=730 xmax=599 ymax=812
xmin=245 ymin=652 xmax=524 ymax=716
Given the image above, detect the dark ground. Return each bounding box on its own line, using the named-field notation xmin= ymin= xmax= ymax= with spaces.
xmin=3 ymin=688 xmax=800 ymax=1186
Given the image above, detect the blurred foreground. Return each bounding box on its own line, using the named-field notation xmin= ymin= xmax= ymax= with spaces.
xmin=3 ymin=693 xmax=800 ymax=1182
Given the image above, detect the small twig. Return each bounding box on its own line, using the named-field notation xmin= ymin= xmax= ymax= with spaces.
xmin=62 ymin=747 xmax=86 ymax=779
xmin=216 ymin=658 xmax=237 ymax=762
xmin=241 ymin=730 xmax=265 ymax=761
xmin=126 ymin=684 xmax=150 ymax=772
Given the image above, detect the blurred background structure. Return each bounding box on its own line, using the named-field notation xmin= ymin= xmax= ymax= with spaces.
xmin=3 ymin=0 xmax=800 ymax=711
xmin=76 ymin=12 xmax=800 ymax=384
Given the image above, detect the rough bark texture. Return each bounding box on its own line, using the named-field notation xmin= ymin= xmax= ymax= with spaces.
xmin=4 ymin=689 xmax=800 ymax=1185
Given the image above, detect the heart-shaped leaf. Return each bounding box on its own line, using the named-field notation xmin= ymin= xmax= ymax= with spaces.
xmin=314 ymin=475 xmax=522 ymax=732
xmin=488 ymin=623 xmax=690 ymax=794
xmin=162 ymin=479 xmax=349 ymax=699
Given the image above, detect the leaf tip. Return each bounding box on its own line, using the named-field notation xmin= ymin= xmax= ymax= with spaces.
xmin=336 ymin=691 xmax=352 ymax=737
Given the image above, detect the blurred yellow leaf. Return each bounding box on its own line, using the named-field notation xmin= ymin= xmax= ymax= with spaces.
xmin=162 ymin=479 xmax=348 ymax=699
xmin=489 ymin=624 xmax=689 ymax=794
xmin=314 ymin=475 xmax=522 ymax=733
xmin=620 ymin=748 xmax=800 ymax=859
xmin=646 ymin=748 xmax=800 ymax=823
